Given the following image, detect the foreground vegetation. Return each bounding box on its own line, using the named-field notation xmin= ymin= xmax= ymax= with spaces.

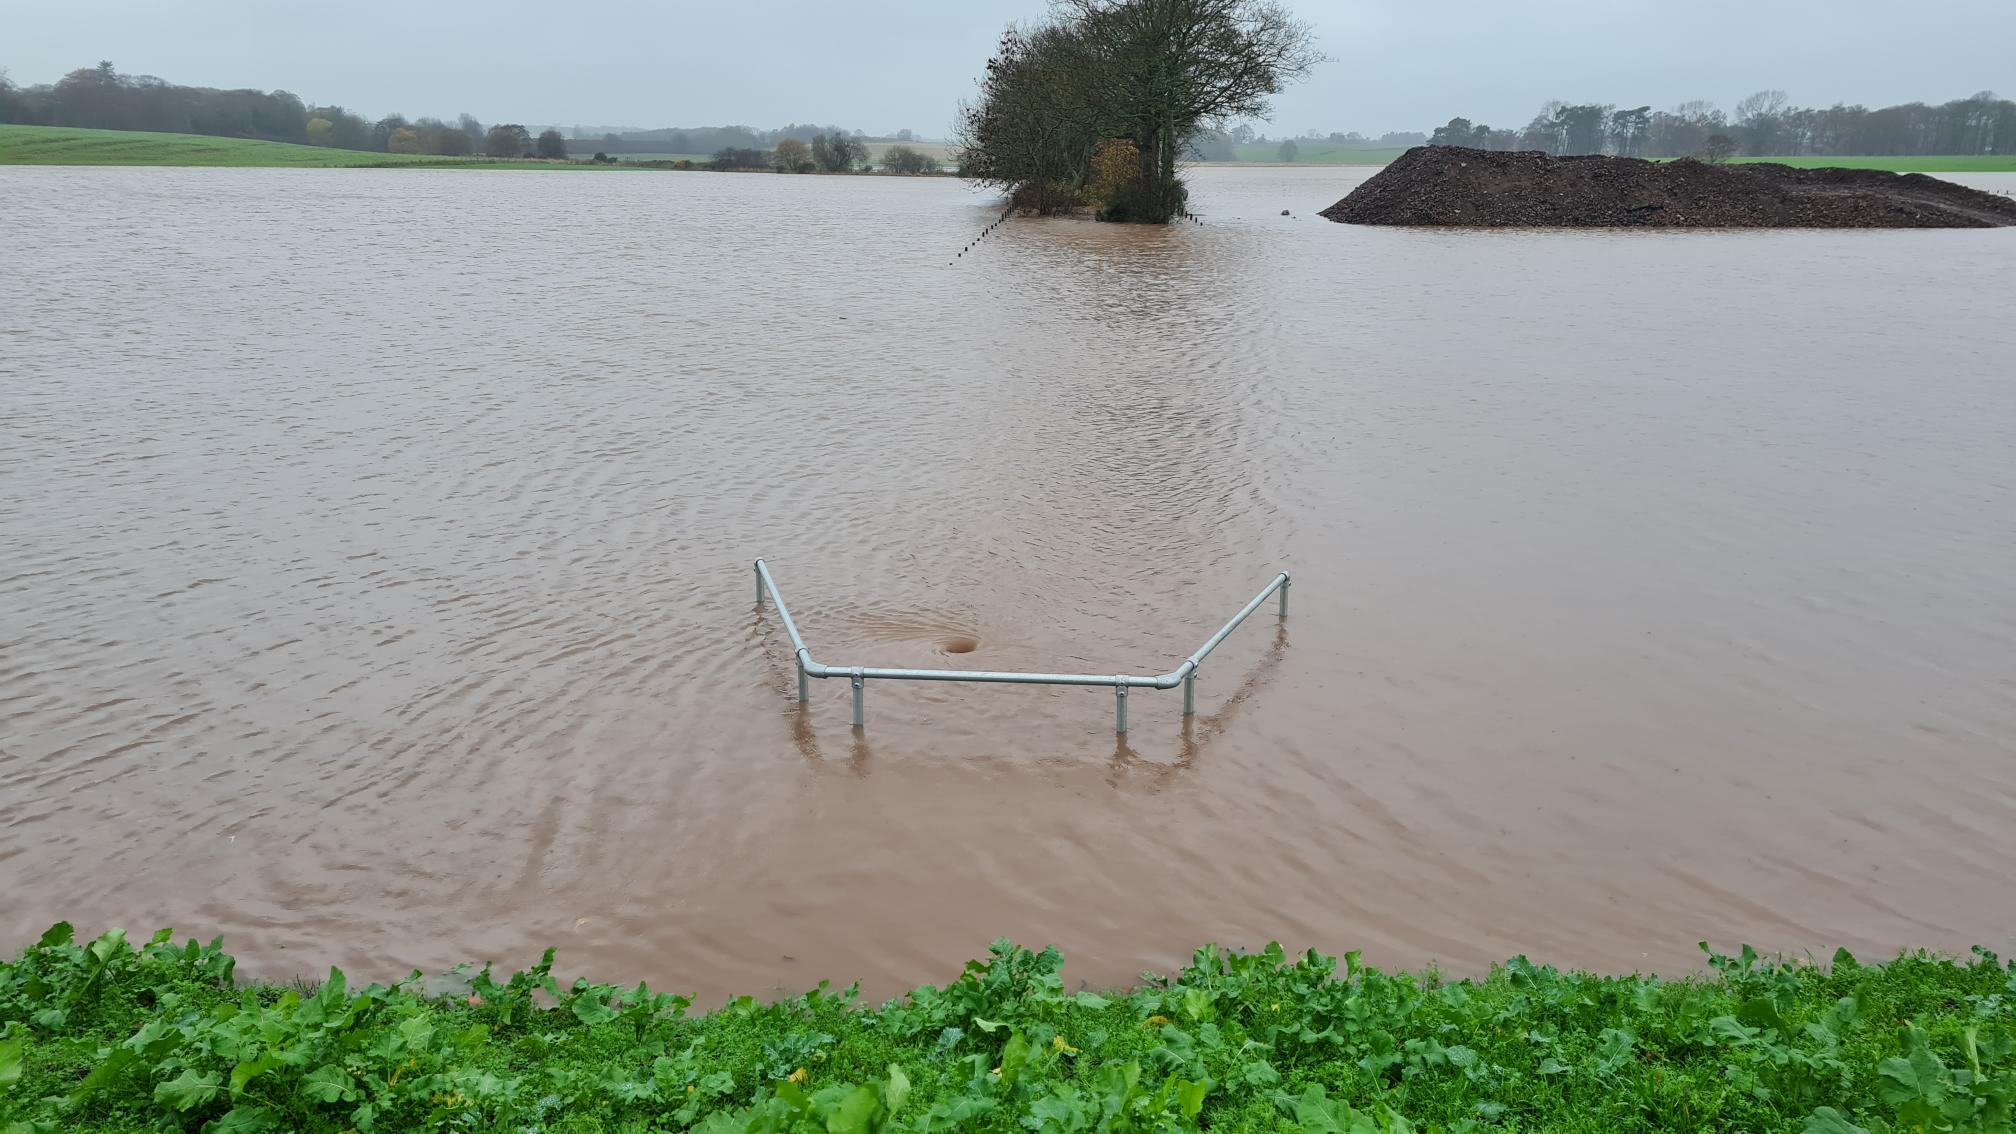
xmin=4 ymin=926 xmax=2013 ymax=1134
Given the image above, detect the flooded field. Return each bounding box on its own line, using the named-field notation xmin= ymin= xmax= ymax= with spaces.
xmin=2 ymin=165 xmax=2013 ymax=1000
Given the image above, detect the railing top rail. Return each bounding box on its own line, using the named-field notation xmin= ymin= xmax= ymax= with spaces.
xmin=754 ymin=559 xmax=1288 ymax=732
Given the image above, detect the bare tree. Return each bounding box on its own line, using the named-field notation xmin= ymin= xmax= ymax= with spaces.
xmin=1734 ymin=89 xmax=1789 ymax=155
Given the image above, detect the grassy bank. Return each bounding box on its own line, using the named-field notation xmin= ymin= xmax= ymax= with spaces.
xmin=0 ymin=125 xmax=636 ymax=169
xmin=1722 ymin=155 xmax=2016 ymax=173
xmin=3 ymin=927 xmax=2011 ymax=1133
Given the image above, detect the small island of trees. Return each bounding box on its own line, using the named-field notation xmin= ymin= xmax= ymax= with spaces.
xmin=956 ymin=0 xmax=1319 ymax=224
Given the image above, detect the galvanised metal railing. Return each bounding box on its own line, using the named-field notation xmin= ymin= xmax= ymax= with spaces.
xmin=754 ymin=559 xmax=1289 ymax=733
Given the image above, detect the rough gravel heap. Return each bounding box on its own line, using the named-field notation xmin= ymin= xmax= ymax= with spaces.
xmin=1321 ymin=146 xmax=2016 ymax=228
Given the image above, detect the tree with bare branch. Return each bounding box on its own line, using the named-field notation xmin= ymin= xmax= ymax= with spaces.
xmin=958 ymin=0 xmax=1320 ymax=224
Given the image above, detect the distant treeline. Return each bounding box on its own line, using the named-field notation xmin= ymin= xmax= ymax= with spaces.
xmin=576 ymin=125 xmax=921 ymax=156
xmin=1422 ymin=91 xmax=2016 ymax=159
xmin=0 ymin=62 xmax=899 ymax=160
xmin=1190 ymin=127 xmax=1425 ymax=160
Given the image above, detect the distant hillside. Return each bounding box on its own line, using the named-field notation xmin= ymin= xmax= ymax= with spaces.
xmin=0 ymin=125 xmax=614 ymax=168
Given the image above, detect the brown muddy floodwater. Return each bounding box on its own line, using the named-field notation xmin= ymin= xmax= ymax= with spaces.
xmin=2 ymin=165 xmax=2014 ymax=1000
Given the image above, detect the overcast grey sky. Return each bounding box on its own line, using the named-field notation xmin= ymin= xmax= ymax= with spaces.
xmin=4 ymin=0 xmax=2011 ymax=135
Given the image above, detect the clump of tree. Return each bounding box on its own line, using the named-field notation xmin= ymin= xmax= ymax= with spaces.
xmin=484 ymin=124 xmax=532 ymax=158
xmin=810 ymin=131 xmax=868 ymax=172
xmin=773 ymin=137 xmax=814 ymax=172
xmin=880 ymin=144 xmax=940 ymax=174
xmin=709 ymin=146 xmax=772 ymax=171
xmin=1425 ymin=90 xmax=2016 ymax=159
xmin=0 ymin=61 xmax=500 ymax=158
xmin=957 ymin=0 xmax=1321 ymax=224
xmin=535 ymin=129 xmax=566 ymax=159
xmin=0 ymin=61 xmax=310 ymax=141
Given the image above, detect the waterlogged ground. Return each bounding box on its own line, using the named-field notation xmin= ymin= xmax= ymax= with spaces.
xmin=1 ymin=166 xmax=2014 ymax=999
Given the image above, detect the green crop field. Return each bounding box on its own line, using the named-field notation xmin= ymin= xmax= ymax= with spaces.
xmin=4 ymin=925 xmax=2012 ymax=1134
xmin=0 ymin=125 xmax=635 ymax=169
xmin=1723 ymin=154 xmax=2016 ymax=173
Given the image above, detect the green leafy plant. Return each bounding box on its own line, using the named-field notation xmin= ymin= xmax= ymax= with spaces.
xmin=3 ymin=927 xmax=2013 ymax=1134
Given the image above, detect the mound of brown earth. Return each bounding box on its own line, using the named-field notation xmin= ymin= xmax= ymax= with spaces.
xmin=1321 ymin=146 xmax=2016 ymax=228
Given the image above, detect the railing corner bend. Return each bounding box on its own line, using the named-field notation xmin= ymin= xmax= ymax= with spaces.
xmin=754 ymin=558 xmax=1287 ymax=735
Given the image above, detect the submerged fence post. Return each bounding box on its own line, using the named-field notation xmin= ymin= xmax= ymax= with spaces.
xmin=756 ymin=563 xmax=765 ymax=606
xmin=1183 ymin=669 xmax=1196 ymax=716
xmin=1115 ymin=680 xmax=1129 ymax=734
xmin=850 ymin=670 xmax=865 ymax=727
xmin=798 ymin=664 xmax=809 ymax=703
xmin=1278 ymin=576 xmax=1290 ymax=619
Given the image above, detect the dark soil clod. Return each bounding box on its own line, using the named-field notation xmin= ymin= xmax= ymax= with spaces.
xmin=1321 ymin=146 xmax=2016 ymax=229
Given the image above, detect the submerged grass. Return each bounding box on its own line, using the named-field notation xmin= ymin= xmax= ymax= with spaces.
xmin=2 ymin=927 xmax=2012 ymax=1133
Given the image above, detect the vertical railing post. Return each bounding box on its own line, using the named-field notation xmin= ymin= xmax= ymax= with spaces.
xmin=756 ymin=563 xmax=764 ymax=606
xmin=1278 ymin=576 xmax=1290 ymax=619
xmin=1183 ymin=669 xmax=1196 ymax=716
xmin=850 ymin=669 xmax=865 ymax=727
xmin=798 ymin=664 xmax=809 ymax=703
xmin=1115 ymin=680 xmax=1129 ymax=734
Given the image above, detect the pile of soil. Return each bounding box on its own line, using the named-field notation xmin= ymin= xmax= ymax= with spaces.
xmin=1321 ymin=146 xmax=2016 ymax=228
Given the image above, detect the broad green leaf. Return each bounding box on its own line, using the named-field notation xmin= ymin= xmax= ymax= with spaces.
xmin=1290 ymin=1085 xmax=1369 ymax=1134
xmin=229 ymin=1053 xmax=281 ymax=1096
xmin=1073 ymin=993 xmax=1110 ymax=1010
xmin=88 ymin=928 xmax=127 ymax=965
xmin=202 ymin=1105 xmax=278 ymax=1134
xmin=300 ymin=1065 xmax=358 ymax=1103
xmin=74 ymin=1046 xmax=136 ymax=1098
xmin=1176 ymin=1078 xmax=1208 ymax=1119
xmin=774 ymin=1078 xmax=811 ymax=1112
xmin=885 ymin=1064 xmax=910 ymax=1116
xmin=1802 ymin=1108 xmax=1869 ymax=1134
xmin=1243 ymin=1059 xmax=1281 ymax=1086
xmin=37 ymin=923 xmax=73 ymax=949
xmin=396 ymin=1014 xmax=435 ymax=1053
xmin=571 ymin=995 xmax=618 ymax=1026
xmin=0 ymin=1036 xmax=24 ymax=1088
xmin=156 ymin=1068 xmax=223 ymax=1112
xmin=1537 ymin=1057 xmax=1570 ymax=1075
xmin=1180 ymin=987 xmax=1215 ymax=1023
xmin=826 ymin=1084 xmax=878 ymax=1134
xmin=999 ymin=1032 xmax=1030 ymax=1087
xmin=1875 ymin=1058 xmax=1925 ymax=1105
xmin=1029 ymin=1093 xmax=1081 ymax=1129
xmin=971 ymin=1017 xmax=1004 ymax=1033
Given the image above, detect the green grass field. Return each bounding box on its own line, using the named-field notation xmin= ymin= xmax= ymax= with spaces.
xmin=1722 ymin=154 xmax=2016 ymax=172
xmin=5 ymin=925 xmax=2013 ymax=1134
xmin=0 ymin=125 xmax=632 ymax=169
xmin=10 ymin=125 xmax=2011 ymax=175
